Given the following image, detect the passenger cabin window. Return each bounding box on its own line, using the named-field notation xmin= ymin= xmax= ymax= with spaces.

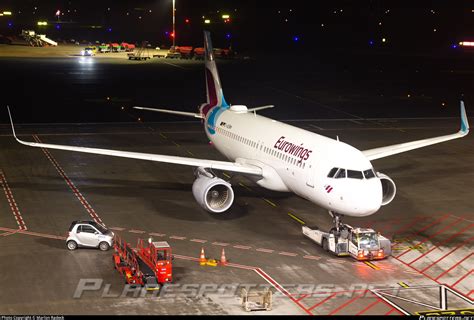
xmin=363 ymin=169 xmax=376 ymax=179
xmin=335 ymin=169 xmax=346 ymax=179
xmin=327 ymin=167 xmax=339 ymax=178
xmin=347 ymin=170 xmax=363 ymax=179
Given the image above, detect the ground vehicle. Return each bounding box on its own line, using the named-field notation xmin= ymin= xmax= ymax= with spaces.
xmin=302 ymin=224 xmax=391 ymax=260
xmin=113 ymin=236 xmax=172 ymax=290
xmin=81 ymin=47 xmax=96 ymax=56
xmin=66 ymin=220 xmax=114 ymax=251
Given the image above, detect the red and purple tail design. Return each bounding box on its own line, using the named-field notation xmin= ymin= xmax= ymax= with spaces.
xmin=200 ymin=31 xmax=229 ymax=117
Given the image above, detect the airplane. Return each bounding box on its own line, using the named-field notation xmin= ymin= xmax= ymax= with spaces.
xmin=7 ymin=31 xmax=470 ymax=233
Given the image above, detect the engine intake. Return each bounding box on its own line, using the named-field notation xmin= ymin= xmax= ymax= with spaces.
xmin=377 ymin=172 xmax=397 ymax=206
xmin=192 ymin=169 xmax=234 ymax=213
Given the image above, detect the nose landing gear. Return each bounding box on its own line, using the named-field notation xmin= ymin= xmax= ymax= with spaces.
xmin=328 ymin=211 xmax=349 ymax=239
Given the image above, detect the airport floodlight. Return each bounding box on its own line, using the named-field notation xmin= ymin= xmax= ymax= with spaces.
xmin=3 ymin=11 xmax=12 ymax=15
xmin=37 ymin=21 xmax=48 ymax=26
xmin=204 ymin=19 xmax=211 ymax=24
xmin=222 ymin=14 xmax=230 ymax=19
xmin=0 ymin=13 xmax=3 ymax=16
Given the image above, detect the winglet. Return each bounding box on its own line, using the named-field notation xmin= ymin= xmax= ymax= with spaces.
xmin=460 ymin=100 xmax=469 ymax=135
xmin=6 ymin=106 xmax=19 ymax=141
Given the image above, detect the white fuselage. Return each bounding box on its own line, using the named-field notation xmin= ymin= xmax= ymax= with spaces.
xmin=205 ymin=108 xmax=383 ymax=217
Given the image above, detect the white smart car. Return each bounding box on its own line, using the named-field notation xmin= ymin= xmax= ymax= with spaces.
xmin=66 ymin=220 xmax=114 ymax=251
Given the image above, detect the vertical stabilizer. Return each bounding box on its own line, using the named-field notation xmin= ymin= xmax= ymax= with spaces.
xmin=200 ymin=31 xmax=229 ymax=116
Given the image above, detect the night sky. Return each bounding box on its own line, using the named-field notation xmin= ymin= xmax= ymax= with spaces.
xmin=1 ymin=1 xmax=473 ymax=52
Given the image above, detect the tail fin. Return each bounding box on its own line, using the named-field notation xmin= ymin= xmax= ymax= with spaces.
xmin=200 ymin=31 xmax=229 ymax=116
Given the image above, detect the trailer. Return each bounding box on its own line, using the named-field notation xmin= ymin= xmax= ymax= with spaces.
xmin=302 ymin=224 xmax=391 ymax=260
xmin=112 ymin=235 xmax=172 ymax=290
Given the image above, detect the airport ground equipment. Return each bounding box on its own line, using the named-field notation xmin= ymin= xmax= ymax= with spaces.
xmin=241 ymin=288 xmax=273 ymax=312
xmin=20 ymin=30 xmax=57 ymax=47
xmin=302 ymin=224 xmax=391 ymax=260
xmin=112 ymin=235 xmax=172 ymax=290
xmin=98 ymin=44 xmax=110 ymax=53
xmin=128 ymin=46 xmax=151 ymax=60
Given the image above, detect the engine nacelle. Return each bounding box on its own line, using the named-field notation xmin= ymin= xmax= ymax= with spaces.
xmin=377 ymin=172 xmax=397 ymax=206
xmin=192 ymin=169 xmax=234 ymax=213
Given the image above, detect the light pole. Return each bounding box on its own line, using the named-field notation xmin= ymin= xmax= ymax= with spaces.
xmin=172 ymin=0 xmax=176 ymax=48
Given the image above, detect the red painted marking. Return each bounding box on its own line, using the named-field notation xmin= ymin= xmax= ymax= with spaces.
xmin=451 ymin=270 xmax=473 ymax=288
xmin=408 ymin=224 xmax=474 ymax=267
xmin=468 ymin=290 xmax=473 ymax=297
xmin=421 ymin=236 xmax=474 ymax=273
xmin=0 ymin=226 xmax=66 ymax=240
xmin=256 ymin=248 xmax=274 ymax=253
xmin=33 ymin=135 xmax=104 ymax=225
xmin=295 ymin=294 xmax=308 ymax=302
xmin=308 ymin=293 xmax=337 ymax=311
xmin=389 ymin=216 xmax=428 ymax=237
xmin=385 ymin=308 xmax=397 ymax=315
xmin=0 ymin=171 xmax=27 ymax=230
xmin=356 ymin=299 xmax=380 ymax=315
xmin=328 ymin=294 xmax=363 ymax=315
xmin=396 ymin=215 xmax=459 ymax=259
xmin=169 ymin=235 xmax=186 ymax=240
xmin=434 ymin=252 xmax=474 ymax=281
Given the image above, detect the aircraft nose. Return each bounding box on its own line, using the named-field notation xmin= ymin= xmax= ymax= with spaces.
xmin=352 ymin=181 xmax=382 ymax=216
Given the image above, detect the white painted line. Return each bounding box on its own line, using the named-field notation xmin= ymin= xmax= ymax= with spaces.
xmin=256 ymin=248 xmax=274 ymax=253
xmin=149 ymin=232 xmax=166 ymax=237
xmin=328 ymin=258 xmax=345 ymax=264
xmin=170 ymin=235 xmax=187 ymax=240
xmin=279 ymin=251 xmax=298 ymax=257
xmin=190 ymin=239 xmax=207 ymax=243
xmin=212 ymin=242 xmax=229 ymax=247
xmin=309 ymin=124 xmax=325 ymax=130
xmin=109 ymin=227 xmax=126 ymax=231
xmin=233 ymin=245 xmax=252 ymax=250
xmin=128 ymin=230 xmax=146 ymax=234
xmin=303 ymin=255 xmax=321 ymax=260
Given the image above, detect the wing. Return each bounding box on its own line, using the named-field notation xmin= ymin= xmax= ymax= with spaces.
xmin=133 ymin=106 xmax=204 ymax=119
xmin=363 ymin=101 xmax=469 ymax=161
xmin=6 ymin=107 xmax=261 ymax=176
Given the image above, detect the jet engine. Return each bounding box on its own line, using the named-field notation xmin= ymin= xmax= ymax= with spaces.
xmin=377 ymin=172 xmax=397 ymax=206
xmin=192 ymin=168 xmax=234 ymax=213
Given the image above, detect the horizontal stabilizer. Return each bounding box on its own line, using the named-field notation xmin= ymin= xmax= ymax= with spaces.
xmin=247 ymin=105 xmax=275 ymax=113
xmin=133 ymin=106 xmax=203 ymax=119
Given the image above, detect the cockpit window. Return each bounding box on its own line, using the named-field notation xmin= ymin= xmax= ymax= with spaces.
xmin=363 ymin=169 xmax=376 ymax=179
xmin=347 ymin=170 xmax=363 ymax=179
xmin=327 ymin=167 xmax=339 ymax=178
xmin=335 ymin=169 xmax=346 ymax=179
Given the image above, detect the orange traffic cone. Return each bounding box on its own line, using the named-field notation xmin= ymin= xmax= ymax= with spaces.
xmin=220 ymin=248 xmax=227 ymax=266
xmin=199 ymin=247 xmax=207 ymax=266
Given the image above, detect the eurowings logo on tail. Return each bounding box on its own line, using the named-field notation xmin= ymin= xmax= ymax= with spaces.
xmin=200 ymin=31 xmax=229 ymax=135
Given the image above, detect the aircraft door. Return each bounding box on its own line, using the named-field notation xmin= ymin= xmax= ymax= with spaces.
xmin=305 ymin=158 xmax=316 ymax=188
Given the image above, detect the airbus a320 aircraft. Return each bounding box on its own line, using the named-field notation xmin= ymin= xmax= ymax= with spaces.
xmin=8 ymin=31 xmax=470 ymax=232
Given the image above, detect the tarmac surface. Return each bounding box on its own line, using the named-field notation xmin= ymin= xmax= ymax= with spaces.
xmin=0 ymin=44 xmax=473 ymax=315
